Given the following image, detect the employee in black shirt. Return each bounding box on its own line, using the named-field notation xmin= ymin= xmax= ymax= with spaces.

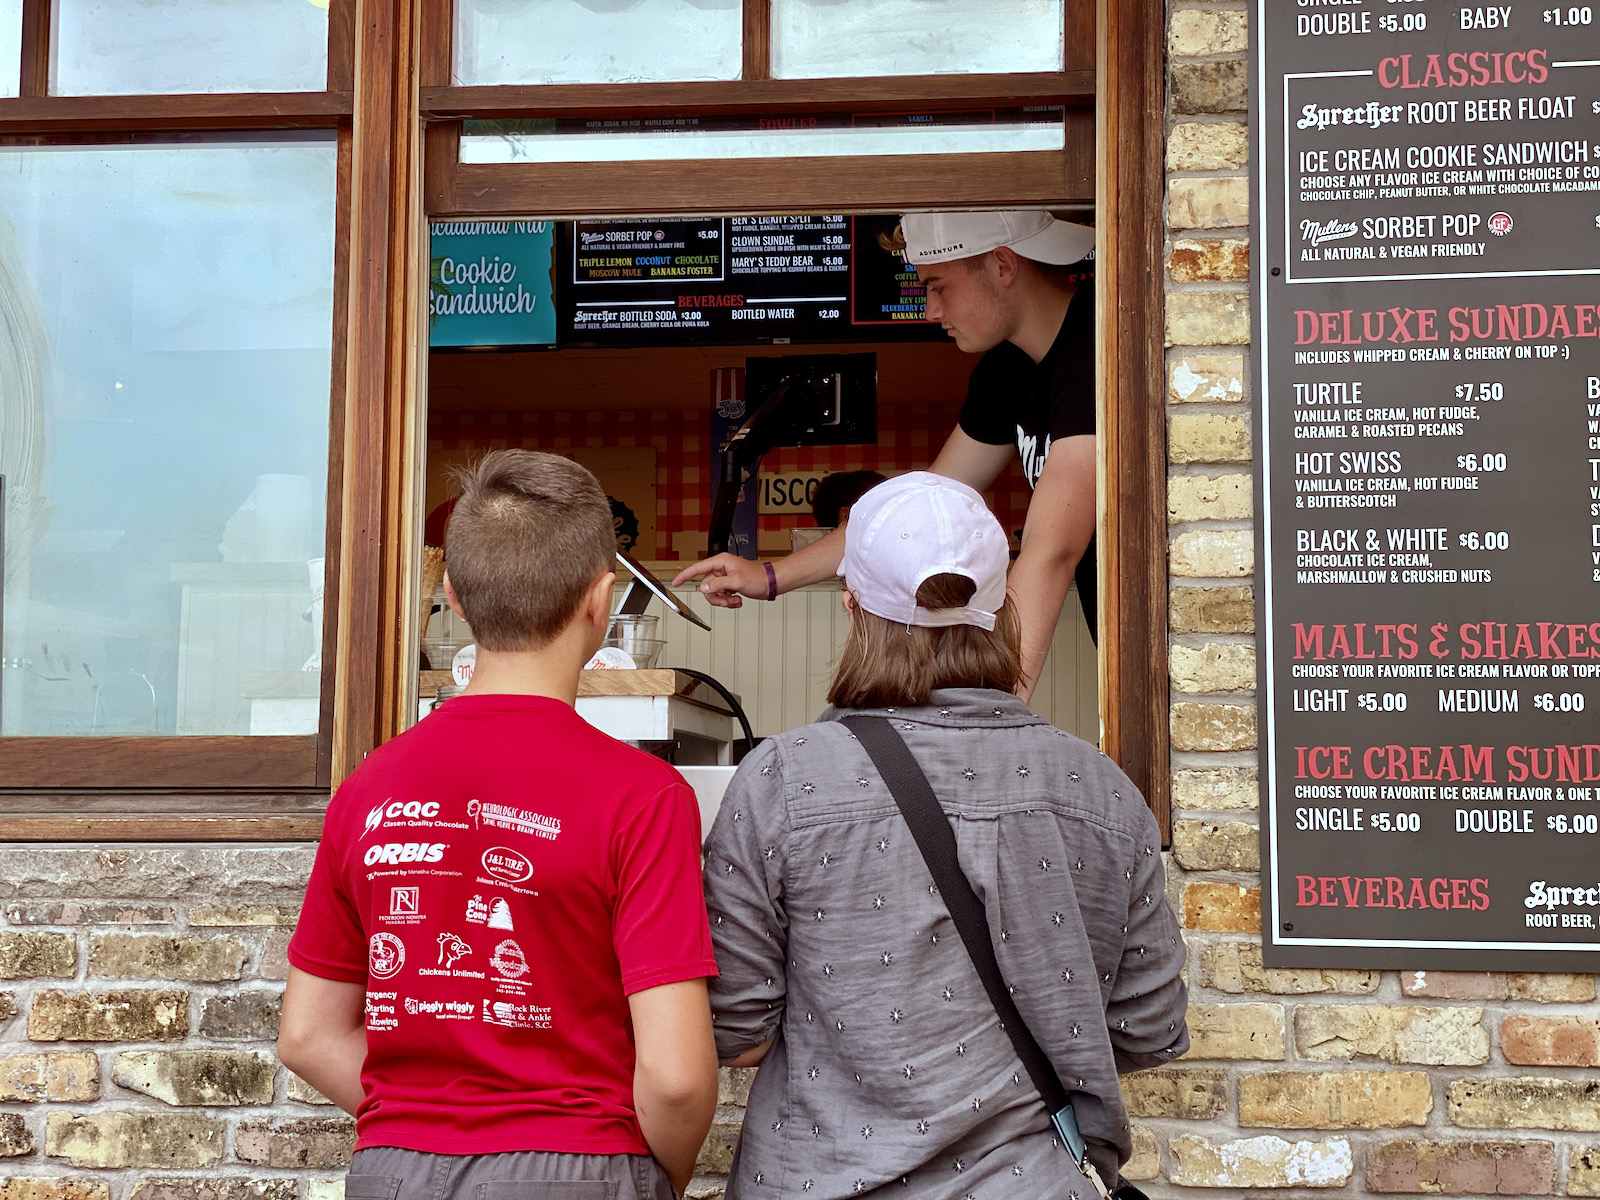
xmin=674 ymin=210 xmax=1096 ymax=699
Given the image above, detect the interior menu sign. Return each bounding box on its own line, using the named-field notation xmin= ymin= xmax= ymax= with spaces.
xmin=1254 ymin=0 xmax=1600 ymax=968
xmin=558 ymin=214 xmax=943 ymax=346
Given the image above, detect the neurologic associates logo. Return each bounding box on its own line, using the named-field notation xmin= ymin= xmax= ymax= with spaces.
xmin=469 ymin=800 xmax=562 ymax=842
xmin=1299 ymin=218 xmax=1359 ymax=247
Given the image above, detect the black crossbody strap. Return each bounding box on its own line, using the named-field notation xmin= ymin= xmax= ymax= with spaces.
xmin=842 ymin=715 xmax=1069 ymax=1115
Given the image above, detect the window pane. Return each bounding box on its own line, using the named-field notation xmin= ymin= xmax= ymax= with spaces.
xmin=0 ymin=139 xmax=336 ymax=736
xmin=51 ymin=0 xmax=329 ymax=95
xmin=461 ymin=110 xmax=1065 ymax=164
xmin=772 ymin=0 xmax=1064 ymax=78
xmin=0 ymin=0 xmax=18 ymax=97
xmin=454 ymin=0 xmax=740 ymax=85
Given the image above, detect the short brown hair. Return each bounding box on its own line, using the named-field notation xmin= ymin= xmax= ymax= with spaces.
xmin=445 ymin=450 xmax=615 ymax=650
xmin=827 ymin=573 xmax=1022 ymax=709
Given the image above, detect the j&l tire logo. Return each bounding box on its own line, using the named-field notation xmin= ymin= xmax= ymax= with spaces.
xmin=369 ymin=932 xmax=405 ymax=979
xmin=491 ymin=938 xmax=529 ymax=979
xmin=482 ymin=846 xmax=533 ymax=883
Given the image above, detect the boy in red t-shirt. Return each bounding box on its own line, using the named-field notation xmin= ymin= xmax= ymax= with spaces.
xmin=280 ymin=450 xmax=719 ymax=1200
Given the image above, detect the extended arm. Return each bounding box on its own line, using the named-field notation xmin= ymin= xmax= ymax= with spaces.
xmin=1006 ymin=434 xmax=1095 ymax=700
xmin=673 ymin=427 xmax=1016 ymax=607
xmin=630 ymin=978 xmax=719 ymax=1196
xmin=277 ymin=967 xmax=367 ymax=1115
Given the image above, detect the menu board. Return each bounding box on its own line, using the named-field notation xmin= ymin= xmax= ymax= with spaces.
xmin=1254 ymin=0 xmax=1600 ymax=969
xmin=558 ymin=214 xmax=943 ymax=346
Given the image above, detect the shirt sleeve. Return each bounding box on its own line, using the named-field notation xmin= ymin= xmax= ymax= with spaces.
xmin=1047 ymin=290 xmax=1096 ymax=443
xmin=702 ymin=739 xmax=791 ymax=1062
xmin=286 ymin=808 xmax=368 ymax=984
xmin=1104 ymin=804 xmax=1190 ymax=1072
xmin=956 ymin=346 xmax=1027 ymax=446
xmin=612 ymin=781 xmax=719 ymax=996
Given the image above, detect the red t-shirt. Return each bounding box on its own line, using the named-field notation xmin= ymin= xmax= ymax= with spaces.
xmin=288 ymin=694 xmax=718 ymax=1156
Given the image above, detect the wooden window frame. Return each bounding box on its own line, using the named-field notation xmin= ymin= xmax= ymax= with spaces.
xmin=0 ymin=0 xmax=1168 ymax=840
xmin=406 ymin=0 xmax=1171 ymax=837
xmin=0 ymin=0 xmax=379 ymax=837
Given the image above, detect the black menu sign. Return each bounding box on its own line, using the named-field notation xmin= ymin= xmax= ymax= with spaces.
xmin=1254 ymin=0 xmax=1600 ymax=968
xmin=558 ymin=214 xmax=943 ymax=346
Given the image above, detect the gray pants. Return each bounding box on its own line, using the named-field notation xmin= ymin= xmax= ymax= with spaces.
xmin=347 ymin=1145 xmax=676 ymax=1200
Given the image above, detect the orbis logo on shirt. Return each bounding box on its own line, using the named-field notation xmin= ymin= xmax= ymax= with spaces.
xmin=364 ymin=842 xmax=447 ymax=866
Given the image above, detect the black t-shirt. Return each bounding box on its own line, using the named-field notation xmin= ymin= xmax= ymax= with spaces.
xmin=956 ymin=285 xmax=1097 ymax=642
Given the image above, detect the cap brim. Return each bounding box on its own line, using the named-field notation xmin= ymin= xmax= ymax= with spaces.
xmin=1007 ymin=220 xmax=1095 ymax=265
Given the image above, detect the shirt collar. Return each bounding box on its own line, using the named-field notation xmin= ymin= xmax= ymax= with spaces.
xmin=820 ymin=687 xmax=1047 ymax=728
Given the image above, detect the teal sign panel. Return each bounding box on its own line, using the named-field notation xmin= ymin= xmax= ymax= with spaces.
xmin=429 ymin=220 xmax=556 ymax=348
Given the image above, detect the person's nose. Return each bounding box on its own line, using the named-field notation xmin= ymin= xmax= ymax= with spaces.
xmin=923 ymin=292 xmax=942 ymax=322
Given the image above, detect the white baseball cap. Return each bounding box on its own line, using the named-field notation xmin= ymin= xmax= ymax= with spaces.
xmin=901 ymin=210 xmax=1095 ymax=266
xmin=840 ymin=472 xmax=1009 ymax=631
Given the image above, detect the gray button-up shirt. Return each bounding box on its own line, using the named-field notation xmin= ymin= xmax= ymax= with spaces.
xmin=703 ymin=689 xmax=1188 ymax=1199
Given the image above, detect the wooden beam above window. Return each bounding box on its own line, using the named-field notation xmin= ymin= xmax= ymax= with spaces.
xmin=441 ymin=147 xmax=1088 ymax=219
xmin=421 ymin=71 xmax=1094 ymax=122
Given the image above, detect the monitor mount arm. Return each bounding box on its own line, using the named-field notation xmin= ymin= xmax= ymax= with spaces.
xmin=705 ymin=378 xmax=794 ymax=558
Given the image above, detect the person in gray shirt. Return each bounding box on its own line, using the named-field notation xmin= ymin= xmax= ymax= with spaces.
xmin=703 ymin=472 xmax=1188 ymax=1199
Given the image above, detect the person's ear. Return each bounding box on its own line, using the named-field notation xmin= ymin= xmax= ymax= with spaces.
xmin=584 ymin=570 xmax=617 ymax=631
xmin=443 ymin=572 xmax=466 ymax=620
xmin=991 ymin=246 xmax=1021 ymax=288
xmin=840 ymin=588 xmax=857 ymax=614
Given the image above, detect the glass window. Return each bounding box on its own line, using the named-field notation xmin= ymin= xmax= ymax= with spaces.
xmin=0 ymin=138 xmax=337 ymax=736
xmin=461 ymin=109 xmax=1065 ymax=164
xmin=771 ymin=0 xmax=1064 ymax=79
xmin=453 ymin=0 xmax=741 ymax=86
xmin=51 ymin=0 xmax=329 ymax=95
xmin=0 ymin=0 xmax=19 ymax=97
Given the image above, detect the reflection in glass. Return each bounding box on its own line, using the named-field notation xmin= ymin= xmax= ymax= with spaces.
xmin=772 ymin=0 xmax=1064 ymax=78
xmin=0 ymin=139 xmax=336 ymax=735
xmin=0 ymin=0 xmax=18 ymax=97
xmin=51 ymin=0 xmax=328 ymax=95
xmin=454 ymin=0 xmax=740 ymax=85
xmin=461 ymin=110 xmax=1066 ymax=164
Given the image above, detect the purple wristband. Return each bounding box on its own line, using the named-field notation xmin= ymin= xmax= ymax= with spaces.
xmin=763 ymin=561 xmax=778 ymax=601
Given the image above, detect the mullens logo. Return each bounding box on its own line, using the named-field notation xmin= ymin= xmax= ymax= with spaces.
xmin=364 ymin=842 xmax=447 ymax=866
xmin=1299 ymin=219 xmax=1359 ymax=247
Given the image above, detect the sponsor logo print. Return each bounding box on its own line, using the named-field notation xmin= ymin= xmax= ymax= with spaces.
xmin=490 ymin=938 xmax=529 ymax=979
xmin=365 ymin=799 xmax=442 ymax=836
xmin=1488 ymin=211 xmax=1513 ymax=236
xmin=482 ymin=999 xmax=553 ymax=1029
xmin=437 ymin=931 xmax=471 ymax=968
xmin=481 ymin=846 xmax=533 ymax=883
xmin=487 ymin=898 xmax=515 ymax=931
xmin=365 ymin=842 xmax=447 ymax=867
xmin=365 ymin=990 xmax=397 ymax=1031
xmin=390 ymin=886 xmax=419 ymax=916
xmin=368 ymin=933 xmax=405 ymax=980
xmin=469 ymin=801 xmax=562 ymax=842
xmin=406 ymin=997 xmax=475 ymax=1019
xmin=466 ymin=894 xmax=489 ymax=924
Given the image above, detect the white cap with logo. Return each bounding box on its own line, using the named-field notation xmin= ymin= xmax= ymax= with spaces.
xmin=900 ymin=209 xmax=1095 ymax=266
xmin=840 ymin=472 xmax=1009 ymax=631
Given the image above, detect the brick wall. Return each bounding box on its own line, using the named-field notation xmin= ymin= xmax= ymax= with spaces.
xmin=1157 ymin=4 xmax=1600 ymax=1196
xmin=0 ymin=846 xmax=750 ymax=1200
